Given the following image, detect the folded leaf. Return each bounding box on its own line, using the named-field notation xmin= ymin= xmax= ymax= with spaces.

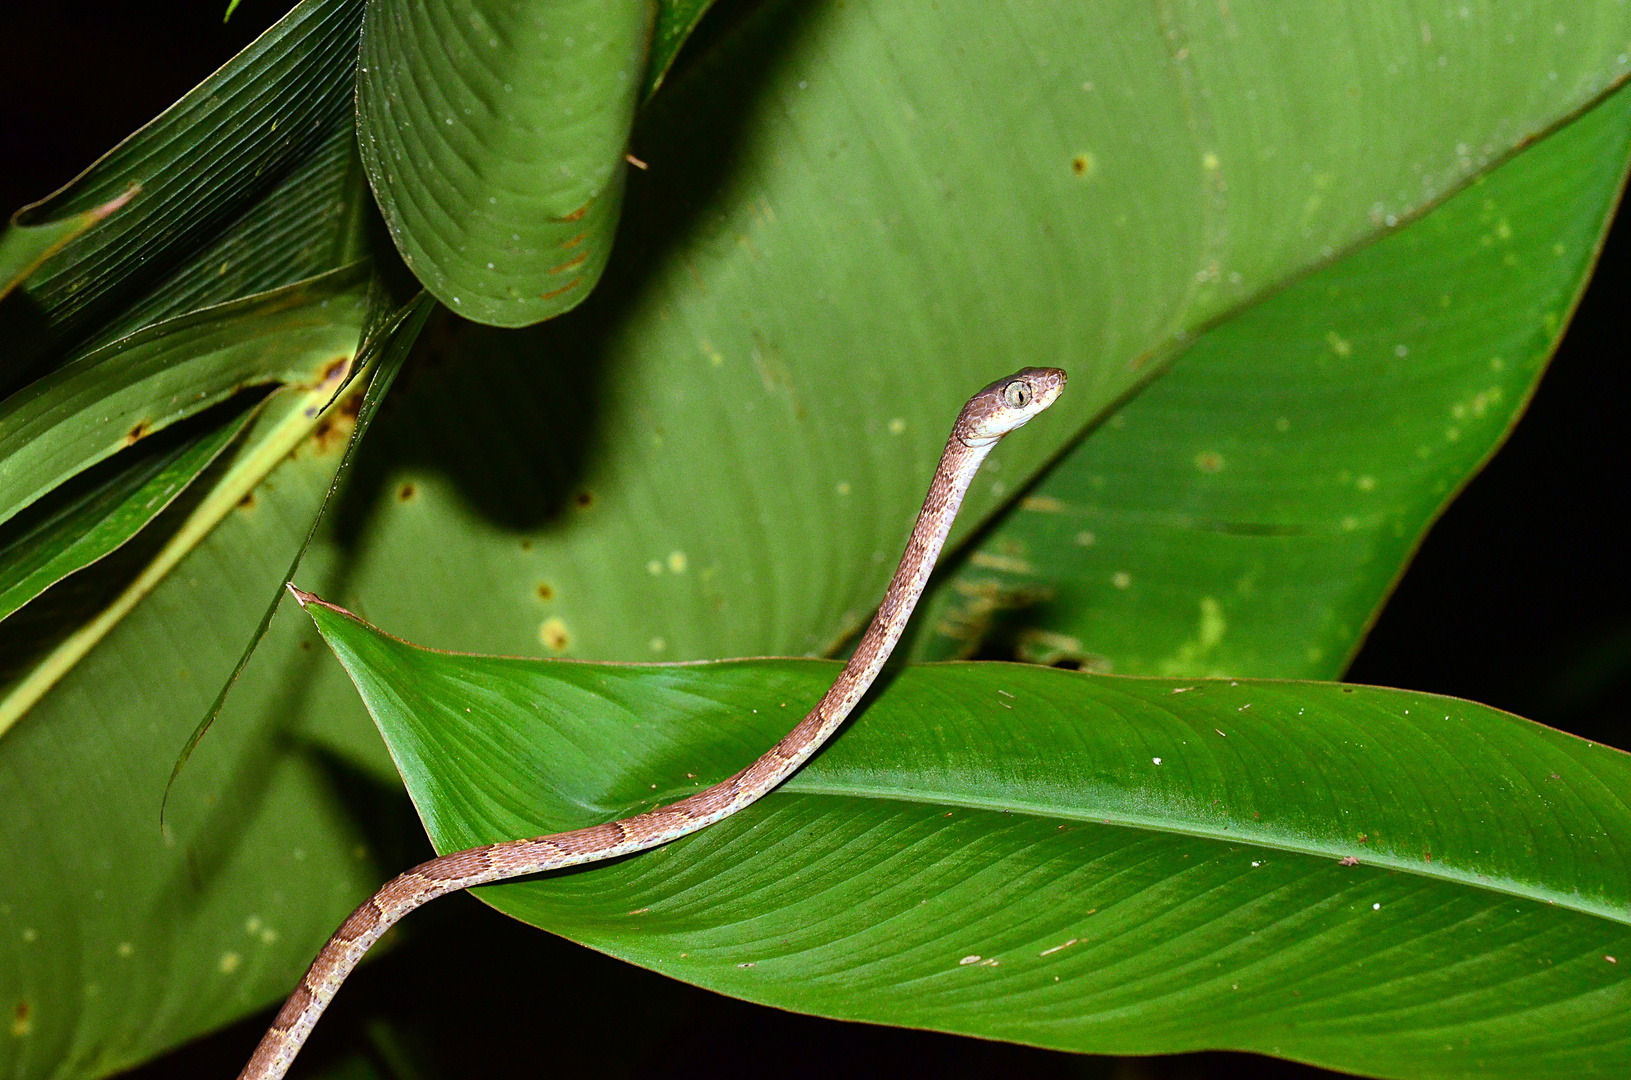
xmin=306 ymin=597 xmax=1631 ymax=1079
xmin=357 ymin=0 xmax=652 ymax=325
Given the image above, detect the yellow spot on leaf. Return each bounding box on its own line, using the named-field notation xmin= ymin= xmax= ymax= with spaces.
xmin=539 ymin=618 xmax=570 ymax=651
xmin=970 ymin=552 xmax=1033 ymax=574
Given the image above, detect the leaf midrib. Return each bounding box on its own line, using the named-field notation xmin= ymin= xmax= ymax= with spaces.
xmin=779 ymin=779 xmax=1630 ymax=928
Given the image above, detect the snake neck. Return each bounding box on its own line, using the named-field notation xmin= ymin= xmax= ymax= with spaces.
xmin=799 ymin=434 xmax=993 ymax=743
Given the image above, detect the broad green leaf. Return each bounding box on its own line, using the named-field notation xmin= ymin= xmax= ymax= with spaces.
xmin=0 ymin=188 xmax=137 ymax=302
xmin=356 ymin=0 xmax=652 ymax=326
xmin=911 ymin=78 xmax=1631 ymax=680
xmin=303 ymin=5 xmax=1631 ymax=679
xmin=2 ymin=0 xmax=365 ymax=372
xmin=0 ymin=396 xmax=256 ymax=623
xmin=0 ymin=398 xmax=407 ymax=1080
xmin=305 ymin=599 xmax=1631 ymax=1079
xmin=0 ymin=264 xmax=370 ymax=534
xmin=9 ymin=5 xmax=1631 ymax=1077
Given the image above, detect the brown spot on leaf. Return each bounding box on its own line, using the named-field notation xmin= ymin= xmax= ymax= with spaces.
xmin=308 ymin=391 xmax=364 ymax=455
xmin=560 ymin=230 xmax=591 ymax=249
xmin=556 ymin=198 xmax=594 ymax=223
xmin=540 ymin=277 xmax=583 ymax=301
xmin=237 ymin=491 xmax=257 ymax=512
xmin=397 ymin=483 xmax=416 ymax=502
xmin=574 ymin=490 xmax=595 ymax=509
xmin=125 ymin=420 xmax=152 ymax=445
xmin=536 ymin=582 xmax=554 ymax=601
xmin=548 ymin=249 xmax=590 ymax=275
xmin=318 ymin=356 xmax=350 ymax=386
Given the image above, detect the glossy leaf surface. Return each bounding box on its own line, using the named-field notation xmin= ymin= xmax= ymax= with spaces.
xmin=306 ymin=598 xmax=1631 ymax=1079
xmin=912 ymin=80 xmax=1631 ymax=678
xmin=357 ymin=0 xmax=652 ymax=325
xmin=644 ymin=0 xmax=714 ymax=98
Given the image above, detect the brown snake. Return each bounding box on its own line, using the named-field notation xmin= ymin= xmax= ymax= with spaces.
xmin=240 ymin=366 xmax=1066 ymax=1080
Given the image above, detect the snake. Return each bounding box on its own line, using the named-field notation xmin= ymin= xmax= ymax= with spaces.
xmin=239 ymin=366 xmax=1067 ymax=1080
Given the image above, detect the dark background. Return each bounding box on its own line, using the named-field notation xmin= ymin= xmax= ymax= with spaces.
xmin=4 ymin=2 xmax=1628 ymax=1078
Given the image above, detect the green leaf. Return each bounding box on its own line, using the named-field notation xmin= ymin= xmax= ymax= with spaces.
xmin=356 ymin=0 xmax=653 ymax=326
xmin=162 ymin=290 xmax=435 ymax=822
xmin=2 ymin=0 xmax=366 ymax=370
xmin=0 ymin=395 xmax=257 ymax=623
xmin=911 ymin=78 xmax=1631 ymax=679
xmin=0 ymin=263 xmax=371 ymax=535
xmin=74 ymin=124 xmax=376 ymax=356
xmin=304 ymin=598 xmax=1631 ymax=1078
xmin=0 ymin=413 xmax=413 ymax=1079
xmin=10 ymin=6 xmax=1631 ymax=1076
xmin=644 ymin=0 xmax=714 ymax=99
xmin=0 ymin=187 xmax=137 ymax=302
xmin=302 ymin=6 xmax=1631 ymax=677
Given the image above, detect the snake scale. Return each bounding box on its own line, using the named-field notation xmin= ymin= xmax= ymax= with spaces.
xmin=239 ymin=366 xmax=1067 ymax=1079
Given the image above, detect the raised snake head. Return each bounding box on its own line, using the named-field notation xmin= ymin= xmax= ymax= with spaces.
xmin=957 ymin=366 xmax=1068 ymax=447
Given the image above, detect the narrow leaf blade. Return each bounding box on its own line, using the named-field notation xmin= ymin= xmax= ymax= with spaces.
xmin=0 ymin=396 xmax=256 ymax=622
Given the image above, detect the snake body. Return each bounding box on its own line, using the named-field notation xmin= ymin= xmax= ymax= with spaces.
xmin=240 ymin=366 xmax=1066 ymax=1080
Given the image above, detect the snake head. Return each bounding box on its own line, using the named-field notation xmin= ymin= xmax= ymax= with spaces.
xmin=957 ymin=366 xmax=1068 ymax=447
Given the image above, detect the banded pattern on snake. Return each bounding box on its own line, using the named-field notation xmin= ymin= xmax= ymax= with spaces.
xmin=239 ymin=366 xmax=1067 ymax=1080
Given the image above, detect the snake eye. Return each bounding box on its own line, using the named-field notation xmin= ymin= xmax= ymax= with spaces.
xmin=1003 ymin=381 xmax=1033 ymax=409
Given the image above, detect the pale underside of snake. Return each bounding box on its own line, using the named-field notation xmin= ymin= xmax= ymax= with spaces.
xmin=239 ymin=366 xmax=1067 ymax=1080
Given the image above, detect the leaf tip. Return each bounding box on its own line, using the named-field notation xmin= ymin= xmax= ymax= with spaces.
xmin=93 ymin=183 xmax=140 ymax=221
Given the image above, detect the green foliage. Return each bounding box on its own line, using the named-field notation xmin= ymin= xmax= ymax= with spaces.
xmin=914 ymin=83 xmax=1631 ymax=678
xmin=2 ymin=1 xmax=1630 ymax=1077
xmin=308 ymin=597 xmax=1631 ymax=1079
xmin=355 ymin=0 xmax=652 ymax=325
